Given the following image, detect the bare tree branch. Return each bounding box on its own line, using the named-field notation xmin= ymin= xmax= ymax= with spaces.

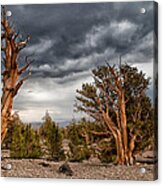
xmin=18 ymin=56 xmax=34 ymax=75
xmin=12 ymin=72 xmax=31 ymax=97
xmin=90 ymin=131 xmax=112 ymax=135
xmin=16 ymin=35 xmax=30 ymax=51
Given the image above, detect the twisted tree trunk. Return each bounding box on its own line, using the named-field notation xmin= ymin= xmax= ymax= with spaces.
xmin=1 ymin=7 xmax=32 ymax=144
xmin=102 ymin=82 xmax=136 ymax=165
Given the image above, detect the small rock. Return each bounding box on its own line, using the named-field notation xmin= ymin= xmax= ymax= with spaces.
xmin=38 ymin=162 xmax=50 ymax=167
xmin=142 ymin=151 xmax=157 ymax=159
xmin=88 ymin=155 xmax=101 ymax=164
xmin=58 ymin=162 xmax=73 ymax=176
xmin=82 ymin=160 xmax=89 ymax=164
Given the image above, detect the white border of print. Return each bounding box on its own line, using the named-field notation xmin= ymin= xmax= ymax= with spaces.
xmin=0 ymin=0 xmax=162 ymax=186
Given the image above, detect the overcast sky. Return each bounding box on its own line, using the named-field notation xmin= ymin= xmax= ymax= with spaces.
xmin=6 ymin=2 xmax=157 ymax=123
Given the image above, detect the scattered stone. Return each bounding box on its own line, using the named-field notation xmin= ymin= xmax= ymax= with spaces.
xmin=38 ymin=162 xmax=50 ymax=167
xmin=58 ymin=162 xmax=73 ymax=176
xmin=136 ymin=157 xmax=157 ymax=164
xmin=82 ymin=160 xmax=89 ymax=164
xmin=1 ymin=149 xmax=10 ymax=158
xmin=135 ymin=151 xmax=158 ymax=164
xmin=142 ymin=151 xmax=157 ymax=159
xmin=88 ymin=154 xmax=101 ymax=164
xmin=1 ymin=158 xmax=157 ymax=180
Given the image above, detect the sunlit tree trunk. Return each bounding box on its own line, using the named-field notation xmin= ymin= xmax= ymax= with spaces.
xmin=1 ymin=7 xmax=32 ymax=143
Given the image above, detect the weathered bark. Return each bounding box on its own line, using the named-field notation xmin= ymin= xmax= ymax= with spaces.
xmin=102 ymin=111 xmax=126 ymax=165
xmin=101 ymin=77 xmax=129 ymax=165
xmin=119 ymin=90 xmax=129 ymax=164
xmin=128 ymin=131 xmax=139 ymax=165
xmin=113 ymin=129 xmax=125 ymax=164
xmin=1 ymin=7 xmax=31 ymax=143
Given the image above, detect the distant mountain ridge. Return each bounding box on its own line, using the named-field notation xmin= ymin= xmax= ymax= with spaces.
xmin=31 ymin=120 xmax=71 ymax=129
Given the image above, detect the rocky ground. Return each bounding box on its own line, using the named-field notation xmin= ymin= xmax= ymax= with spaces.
xmin=1 ymin=158 xmax=157 ymax=180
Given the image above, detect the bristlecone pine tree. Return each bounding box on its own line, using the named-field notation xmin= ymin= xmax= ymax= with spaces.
xmin=75 ymin=64 xmax=154 ymax=165
xmin=1 ymin=7 xmax=32 ymax=143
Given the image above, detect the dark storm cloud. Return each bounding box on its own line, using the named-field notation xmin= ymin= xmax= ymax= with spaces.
xmin=7 ymin=1 xmax=155 ymax=79
xmin=5 ymin=2 xmax=156 ymax=122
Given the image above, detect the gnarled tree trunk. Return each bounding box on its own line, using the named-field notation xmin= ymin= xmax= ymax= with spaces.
xmin=98 ymin=68 xmax=136 ymax=165
xmin=1 ymin=7 xmax=32 ymax=144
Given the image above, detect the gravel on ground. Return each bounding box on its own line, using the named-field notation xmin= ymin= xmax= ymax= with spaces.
xmin=1 ymin=158 xmax=157 ymax=181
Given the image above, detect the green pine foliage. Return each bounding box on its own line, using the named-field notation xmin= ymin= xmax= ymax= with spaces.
xmin=122 ymin=65 xmax=155 ymax=151
xmin=39 ymin=111 xmax=63 ymax=160
xmin=10 ymin=124 xmax=42 ymax=158
xmin=67 ymin=118 xmax=115 ymax=162
xmin=2 ymin=113 xmax=23 ymax=149
xmin=67 ymin=120 xmax=89 ymax=162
